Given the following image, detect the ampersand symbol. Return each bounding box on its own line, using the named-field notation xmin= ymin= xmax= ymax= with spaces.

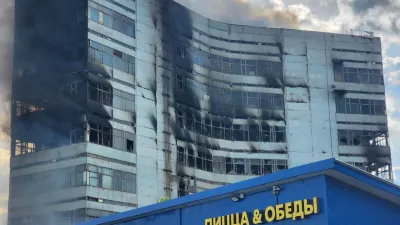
xmin=253 ymin=209 xmax=262 ymax=224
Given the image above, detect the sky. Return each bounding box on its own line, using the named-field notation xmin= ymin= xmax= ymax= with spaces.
xmin=0 ymin=0 xmax=400 ymax=224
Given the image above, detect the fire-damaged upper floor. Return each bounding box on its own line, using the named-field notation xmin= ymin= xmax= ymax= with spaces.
xmin=8 ymin=0 xmax=392 ymax=224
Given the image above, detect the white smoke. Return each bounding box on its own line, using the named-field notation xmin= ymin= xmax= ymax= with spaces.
xmin=0 ymin=0 xmax=14 ymax=224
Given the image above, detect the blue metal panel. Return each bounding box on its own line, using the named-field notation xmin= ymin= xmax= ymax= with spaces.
xmin=325 ymin=176 xmax=400 ymax=224
xmin=180 ymin=175 xmax=328 ymax=225
xmin=117 ymin=209 xmax=180 ymax=225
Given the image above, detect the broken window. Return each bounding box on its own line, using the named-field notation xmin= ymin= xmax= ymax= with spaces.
xmin=176 ymin=110 xmax=186 ymax=128
xmin=113 ymin=129 xmax=135 ymax=152
xmin=224 ymin=123 xmax=232 ymax=140
xmin=276 ymin=160 xmax=288 ymax=171
xmin=263 ymin=160 xmax=273 ymax=174
xmin=178 ymin=181 xmax=187 ymax=197
xmin=226 ymin=158 xmax=234 ymax=174
xmin=234 ymin=158 xmax=245 ymax=175
xmin=249 ymin=125 xmax=260 ymax=142
xmin=188 ymin=148 xmax=195 ymax=167
xmin=338 ymin=98 xmax=386 ymax=115
xmin=89 ymin=82 xmax=112 ymax=106
xmin=89 ymin=122 xmax=112 ymax=147
xmin=233 ymin=125 xmax=244 ymax=141
xmin=177 ymin=146 xmax=185 ymax=166
xmin=176 ymin=74 xmax=185 ymax=91
xmin=14 ymin=140 xmax=35 ymax=156
xmin=338 ymin=129 xmax=388 ymax=147
xmin=126 ymin=139 xmax=134 ymax=152
xmin=250 ymin=159 xmax=262 ymax=175
xmin=275 ymin=126 xmax=286 ymax=143
xmin=213 ymin=156 xmax=225 ymax=173
xmin=212 ymin=121 xmax=223 ymax=139
xmin=262 ymin=125 xmax=271 ymax=142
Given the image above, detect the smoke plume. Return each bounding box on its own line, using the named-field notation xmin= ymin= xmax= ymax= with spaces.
xmin=0 ymin=0 xmax=13 ymax=144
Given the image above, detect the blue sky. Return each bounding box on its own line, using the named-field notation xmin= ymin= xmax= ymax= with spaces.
xmin=0 ymin=0 xmax=399 ymax=224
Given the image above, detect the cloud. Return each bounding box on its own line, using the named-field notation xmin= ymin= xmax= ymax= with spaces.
xmin=175 ymin=0 xmax=302 ymax=28
xmin=350 ymin=0 xmax=391 ymax=14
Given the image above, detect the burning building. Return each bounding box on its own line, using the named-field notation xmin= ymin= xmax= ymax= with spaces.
xmin=8 ymin=0 xmax=391 ymax=224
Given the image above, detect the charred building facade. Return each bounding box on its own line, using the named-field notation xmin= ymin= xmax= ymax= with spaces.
xmin=9 ymin=0 xmax=391 ymax=224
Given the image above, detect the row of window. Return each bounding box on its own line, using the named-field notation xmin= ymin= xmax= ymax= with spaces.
xmin=338 ymin=129 xmax=389 ymax=147
xmin=334 ymin=66 xmax=384 ymax=85
xmin=76 ymin=164 xmax=136 ymax=193
xmin=89 ymin=1 xmax=135 ymax=38
xmin=177 ymin=76 xmax=284 ymax=110
xmin=89 ymin=29 xmax=136 ymax=51
xmin=10 ymin=164 xmax=136 ymax=197
xmin=177 ymin=146 xmax=287 ymax=175
xmin=192 ymin=27 xmax=280 ymax=47
xmin=176 ymin=110 xmax=286 ymax=142
xmin=103 ymin=0 xmax=136 ymax=14
xmin=346 ymin=162 xmax=368 ymax=170
xmin=88 ymin=82 xmax=135 ymax=112
xmin=335 ymin=98 xmax=386 ymax=115
xmin=175 ymin=44 xmax=283 ymax=77
xmin=88 ymin=40 xmax=135 ymax=75
xmin=332 ymin=48 xmax=381 ymax=55
xmin=89 ymin=122 xmax=135 ymax=152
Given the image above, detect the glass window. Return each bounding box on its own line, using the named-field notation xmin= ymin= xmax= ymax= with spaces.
xmin=273 ymin=94 xmax=284 ymax=110
xmin=102 ymin=175 xmax=113 ymax=189
xmin=114 ymin=177 xmax=122 ymax=191
xmin=103 ymin=14 xmax=113 ymax=28
xmin=89 ymin=8 xmax=100 ymax=22
xmin=114 ymin=57 xmax=126 ymax=72
xmin=113 ymin=17 xmax=124 ymax=33
xmin=122 ymin=179 xmax=134 ymax=193
xmin=89 ymin=172 xmax=98 ymax=187
xmin=113 ymin=95 xmax=125 ymax=110
xmin=126 ymin=23 xmax=135 ymax=37
xmin=103 ymin=53 xmax=113 ymax=67
xmin=75 ymin=172 xmax=83 ymax=186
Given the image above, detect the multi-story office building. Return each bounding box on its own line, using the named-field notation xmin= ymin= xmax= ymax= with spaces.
xmin=9 ymin=0 xmax=391 ymax=224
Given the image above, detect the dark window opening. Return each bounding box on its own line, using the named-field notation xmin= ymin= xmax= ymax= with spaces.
xmin=89 ymin=82 xmax=113 ymax=106
xmin=126 ymin=139 xmax=134 ymax=152
xmin=89 ymin=123 xmax=112 ymax=147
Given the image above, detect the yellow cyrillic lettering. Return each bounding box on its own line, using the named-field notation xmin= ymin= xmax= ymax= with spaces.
xmin=241 ymin=212 xmax=250 ymax=225
xmin=226 ymin=214 xmax=230 ymax=225
xmin=304 ymin=199 xmax=313 ymax=215
xmin=264 ymin=206 xmax=276 ymax=222
xmin=231 ymin=213 xmax=240 ymax=225
xmin=313 ymin=197 xmax=319 ymax=214
xmin=292 ymin=200 xmax=305 ymax=220
xmin=276 ymin=204 xmax=285 ymax=220
xmin=252 ymin=210 xmax=262 ymax=224
xmin=205 ymin=218 xmax=213 ymax=225
xmin=214 ymin=217 xmax=222 ymax=225
xmin=285 ymin=202 xmax=293 ymax=219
